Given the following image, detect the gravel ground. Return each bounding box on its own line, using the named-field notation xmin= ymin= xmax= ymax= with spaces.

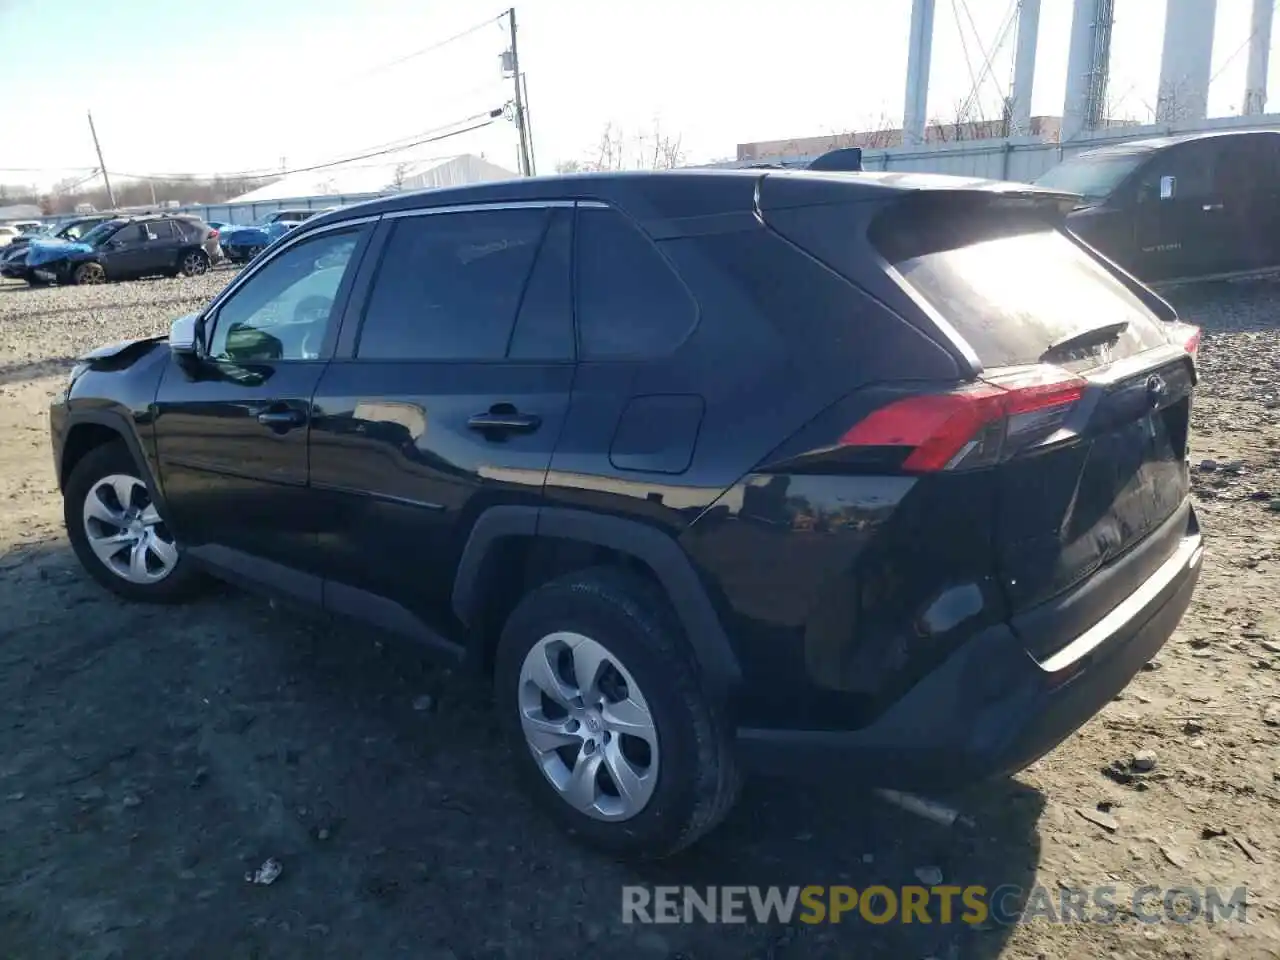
xmin=1 ymin=271 xmax=1279 ymax=960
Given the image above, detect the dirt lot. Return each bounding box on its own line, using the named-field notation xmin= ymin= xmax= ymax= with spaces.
xmin=1 ymin=270 xmax=1278 ymax=960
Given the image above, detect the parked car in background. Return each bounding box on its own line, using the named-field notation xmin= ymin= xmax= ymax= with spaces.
xmin=1 ymin=215 xmax=122 ymax=282
xmin=25 ymin=214 xmax=218 ymax=285
xmin=218 ymin=209 xmax=326 ymax=264
xmin=0 ymin=225 xmax=19 ymax=247
xmin=1035 ymin=129 xmax=1280 ymax=284
xmin=12 ymin=220 xmax=44 ymax=234
xmin=50 ymin=169 xmax=1202 ymax=857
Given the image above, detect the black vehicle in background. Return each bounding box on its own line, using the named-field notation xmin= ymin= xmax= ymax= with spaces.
xmin=26 ymin=214 xmax=219 ymax=285
xmin=1035 ymin=129 xmax=1280 ymax=283
xmin=50 ymin=169 xmax=1202 ymax=858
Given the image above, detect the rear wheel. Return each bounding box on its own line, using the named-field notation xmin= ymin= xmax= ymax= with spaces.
xmin=72 ymin=262 xmax=105 ymax=285
xmin=178 ymin=249 xmax=209 ymax=277
xmin=64 ymin=442 xmax=203 ymax=603
xmin=494 ymin=567 xmax=739 ymax=859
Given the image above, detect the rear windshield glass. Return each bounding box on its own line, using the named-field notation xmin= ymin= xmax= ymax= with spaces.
xmin=874 ymin=202 xmax=1168 ymax=368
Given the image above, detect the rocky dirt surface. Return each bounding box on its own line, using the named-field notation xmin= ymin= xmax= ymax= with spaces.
xmin=1 ymin=272 xmax=1278 ymax=960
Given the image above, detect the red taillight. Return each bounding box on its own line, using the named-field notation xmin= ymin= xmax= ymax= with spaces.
xmin=209 ymin=228 xmax=219 ymax=239
xmin=839 ymin=367 xmax=1086 ymax=473
xmin=1179 ymin=324 xmax=1200 ymax=360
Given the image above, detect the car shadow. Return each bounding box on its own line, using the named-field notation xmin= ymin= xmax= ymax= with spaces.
xmin=0 ymin=544 xmax=1043 ymax=960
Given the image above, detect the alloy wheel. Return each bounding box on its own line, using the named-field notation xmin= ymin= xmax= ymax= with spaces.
xmin=183 ymin=252 xmax=208 ymax=276
xmin=517 ymin=631 xmax=659 ymax=821
xmin=81 ymin=474 xmax=179 ymax=584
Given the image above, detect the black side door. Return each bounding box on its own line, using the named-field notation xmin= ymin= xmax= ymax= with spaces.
xmin=1215 ymin=132 xmax=1280 ymax=273
xmin=139 ymin=219 xmax=183 ymax=275
xmin=1131 ymin=139 xmax=1231 ymax=281
xmin=308 ymin=203 xmax=576 ymax=638
xmin=152 ymin=221 xmax=374 ymax=598
xmin=100 ymin=223 xmax=149 ymax=278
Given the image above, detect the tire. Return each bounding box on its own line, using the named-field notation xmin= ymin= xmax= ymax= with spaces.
xmin=494 ymin=566 xmax=740 ymax=859
xmin=72 ymin=262 xmax=105 ymax=285
xmin=178 ymin=249 xmax=209 ymax=277
xmin=63 ymin=441 xmax=203 ymax=603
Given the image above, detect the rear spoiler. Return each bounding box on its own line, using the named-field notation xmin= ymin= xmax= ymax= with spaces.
xmin=746 ymin=147 xmax=863 ymax=172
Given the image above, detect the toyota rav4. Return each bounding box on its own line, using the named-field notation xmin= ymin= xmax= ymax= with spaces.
xmin=50 ymin=170 xmax=1204 ymax=858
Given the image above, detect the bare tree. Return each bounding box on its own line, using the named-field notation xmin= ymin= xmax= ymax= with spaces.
xmin=555 ymin=121 xmax=689 ymax=173
xmin=391 ymin=162 xmax=410 ymax=191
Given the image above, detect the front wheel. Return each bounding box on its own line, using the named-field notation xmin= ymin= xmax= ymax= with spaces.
xmin=494 ymin=567 xmax=740 ymax=859
xmin=64 ymin=441 xmax=204 ymax=603
xmin=72 ymin=262 xmax=105 ymax=285
xmin=178 ymin=249 xmax=209 ymax=277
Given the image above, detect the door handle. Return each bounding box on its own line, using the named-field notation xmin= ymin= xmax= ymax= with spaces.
xmin=467 ymin=410 xmax=541 ymax=434
xmin=257 ymin=409 xmax=306 ymax=428
xmin=1202 ymin=202 xmax=1224 ymax=211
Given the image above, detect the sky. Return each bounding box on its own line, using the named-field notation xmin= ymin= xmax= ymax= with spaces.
xmin=0 ymin=0 xmax=1271 ymax=193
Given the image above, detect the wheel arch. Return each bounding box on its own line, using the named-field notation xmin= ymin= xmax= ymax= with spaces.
xmin=59 ymin=411 xmax=167 ymax=516
xmin=453 ymin=505 xmax=742 ymax=696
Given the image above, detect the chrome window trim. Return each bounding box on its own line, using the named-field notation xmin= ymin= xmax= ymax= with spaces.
xmin=202 ymin=214 xmax=380 ymax=320
xmin=384 ymin=200 xmax=577 ymax=219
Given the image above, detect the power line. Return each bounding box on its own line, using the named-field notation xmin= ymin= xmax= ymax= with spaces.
xmin=1209 ymin=0 xmax=1279 ymax=85
xmin=113 ymin=108 xmax=506 ymax=182
xmin=348 ymin=11 xmax=505 ymax=81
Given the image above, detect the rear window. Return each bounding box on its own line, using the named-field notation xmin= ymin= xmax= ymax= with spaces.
xmin=874 ymin=201 xmax=1168 ymax=368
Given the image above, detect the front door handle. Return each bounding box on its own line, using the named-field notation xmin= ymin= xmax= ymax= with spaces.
xmin=1202 ymin=202 xmax=1224 ymax=211
xmin=467 ymin=410 xmax=541 ymax=435
xmin=257 ymin=409 xmax=306 ymax=429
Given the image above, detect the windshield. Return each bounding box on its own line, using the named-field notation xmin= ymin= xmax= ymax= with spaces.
xmin=59 ymin=220 xmax=100 ymax=241
xmin=1034 ymin=152 xmax=1150 ymax=201
xmin=79 ymin=220 xmax=126 ymax=247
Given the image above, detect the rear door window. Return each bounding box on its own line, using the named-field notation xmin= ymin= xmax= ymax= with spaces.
xmin=575 ymin=206 xmax=697 ymax=359
xmin=145 ymin=220 xmax=177 ymax=242
xmin=875 ymin=201 xmax=1169 ymax=368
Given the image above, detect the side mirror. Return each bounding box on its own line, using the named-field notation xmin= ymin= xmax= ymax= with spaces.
xmin=169 ymin=313 xmax=200 ymax=356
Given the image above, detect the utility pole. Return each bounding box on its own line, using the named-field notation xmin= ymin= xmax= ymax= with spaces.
xmin=507 ymin=7 xmax=532 ymax=177
xmin=87 ymin=110 xmax=116 ymax=209
xmin=520 ymin=72 xmax=537 ymax=175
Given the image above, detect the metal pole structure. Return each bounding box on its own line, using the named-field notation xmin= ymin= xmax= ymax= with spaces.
xmin=87 ymin=110 xmax=115 ymax=209
xmin=1244 ymin=0 xmax=1274 ymax=115
xmin=521 ymin=72 xmax=537 ymax=175
xmin=1157 ymin=0 xmax=1217 ymax=123
xmin=507 ymin=8 xmax=532 ymax=177
xmin=902 ymin=0 xmax=936 ymax=147
xmin=1062 ymin=0 xmax=1100 ymax=141
xmin=148 ymin=180 xmax=157 ymax=207
xmin=1009 ymin=0 xmax=1042 ymax=135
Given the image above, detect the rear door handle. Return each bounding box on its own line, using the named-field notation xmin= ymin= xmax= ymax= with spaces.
xmin=1202 ymin=202 xmax=1224 ymax=211
xmin=467 ymin=411 xmax=541 ymax=434
xmin=257 ymin=409 xmax=306 ymax=428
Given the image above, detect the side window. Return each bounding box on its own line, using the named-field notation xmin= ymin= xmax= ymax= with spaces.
xmin=207 ymin=230 xmax=361 ymax=364
xmin=1139 ymin=143 xmax=1217 ymax=202
xmin=357 ymin=207 xmax=549 ymax=360
xmin=112 ymin=224 xmax=144 ymax=244
xmin=145 ymin=220 xmax=177 ymax=242
xmin=507 ymin=209 xmax=574 ymax=360
xmin=575 ymin=206 xmax=697 ymax=359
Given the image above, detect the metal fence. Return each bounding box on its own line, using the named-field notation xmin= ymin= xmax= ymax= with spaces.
xmin=714 ymin=112 xmax=1280 ymax=183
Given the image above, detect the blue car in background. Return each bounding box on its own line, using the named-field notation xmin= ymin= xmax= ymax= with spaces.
xmin=219 ymin=209 xmax=327 ymax=264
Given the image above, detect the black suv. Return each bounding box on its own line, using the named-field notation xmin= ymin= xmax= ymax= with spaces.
xmin=26 ymin=214 xmax=218 ymax=285
xmin=50 ymin=171 xmax=1204 ymax=858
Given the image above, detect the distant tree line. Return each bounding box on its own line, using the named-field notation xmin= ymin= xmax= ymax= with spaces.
xmin=0 ymin=175 xmax=281 ymax=215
